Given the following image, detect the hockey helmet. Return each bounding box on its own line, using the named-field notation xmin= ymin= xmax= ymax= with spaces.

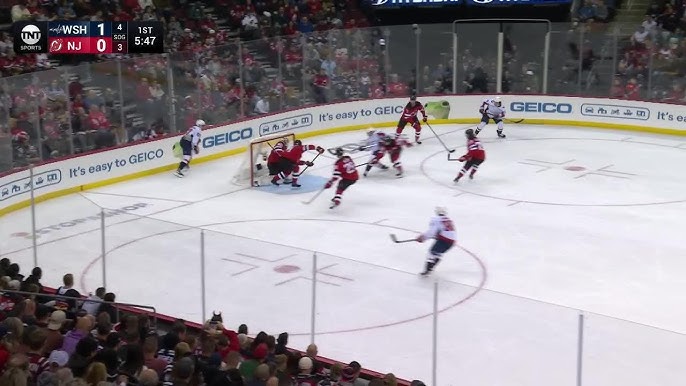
xmin=196 ymin=119 xmax=206 ymax=127
xmin=293 ymin=139 xmax=302 ymax=146
xmin=435 ymin=207 xmax=448 ymax=216
xmin=384 ymin=136 xmax=394 ymax=145
xmin=334 ymin=147 xmax=344 ymax=157
xmin=410 ymin=94 xmax=417 ymax=101
xmin=465 ymin=128 xmax=475 ymax=139
xmin=493 ymin=96 xmax=502 ymax=107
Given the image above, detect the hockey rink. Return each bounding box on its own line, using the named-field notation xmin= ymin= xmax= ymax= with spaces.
xmin=2 ymin=124 xmax=686 ymax=385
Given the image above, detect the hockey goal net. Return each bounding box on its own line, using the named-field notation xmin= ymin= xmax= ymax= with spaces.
xmin=233 ymin=132 xmax=295 ymax=186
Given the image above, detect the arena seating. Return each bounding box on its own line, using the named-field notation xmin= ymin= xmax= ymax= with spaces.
xmin=0 ymin=258 xmax=415 ymax=385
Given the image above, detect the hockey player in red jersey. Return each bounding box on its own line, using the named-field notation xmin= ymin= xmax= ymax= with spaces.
xmin=382 ymin=136 xmax=412 ymax=177
xmin=395 ymin=95 xmax=428 ymax=144
xmin=324 ymin=148 xmax=359 ymax=209
xmin=283 ymin=139 xmax=325 ymax=187
xmin=454 ymin=128 xmax=486 ymax=182
xmin=270 ymin=139 xmax=324 ymax=187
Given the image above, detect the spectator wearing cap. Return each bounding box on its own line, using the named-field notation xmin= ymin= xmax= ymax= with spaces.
xmin=61 ymin=316 xmax=94 ymax=355
xmin=42 ymin=310 xmax=66 ymax=355
xmin=81 ymin=287 xmax=106 ymax=316
xmin=36 ymin=350 xmax=71 ymax=386
xmin=294 ymin=356 xmax=322 ymax=386
xmin=240 ymin=342 xmax=268 ymax=380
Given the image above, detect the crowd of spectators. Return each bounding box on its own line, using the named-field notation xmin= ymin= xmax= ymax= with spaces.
xmin=0 ymin=257 xmax=425 ymax=386
xmin=610 ymin=0 xmax=686 ymax=101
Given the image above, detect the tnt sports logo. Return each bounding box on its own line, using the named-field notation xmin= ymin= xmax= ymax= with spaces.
xmin=20 ymin=24 xmax=41 ymax=45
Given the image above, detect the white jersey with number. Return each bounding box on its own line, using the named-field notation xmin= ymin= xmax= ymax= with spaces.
xmin=182 ymin=125 xmax=202 ymax=146
xmin=422 ymin=214 xmax=457 ymax=243
xmin=480 ymin=99 xmax=506 ymax=119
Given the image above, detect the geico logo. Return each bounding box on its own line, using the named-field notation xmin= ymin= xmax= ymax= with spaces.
xmin=374 ymin=106 xmax=404 ymax=115
xmin=203 ymin=128 xmax=253 ymax=148
xmin=129 ymin=149 xmax=164 ymax=164
xmin=510 ymin=102 xmax=573 ymax=113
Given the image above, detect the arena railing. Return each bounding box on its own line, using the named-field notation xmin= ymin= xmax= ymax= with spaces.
xmin=0 ymin=288 xmax=157 ymax=326
xmin=2 ymin=21 xmax=684 ymax=173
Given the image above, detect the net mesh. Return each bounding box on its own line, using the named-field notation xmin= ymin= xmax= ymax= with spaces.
xmin=233 ymin=132 xmax=295 ymax=186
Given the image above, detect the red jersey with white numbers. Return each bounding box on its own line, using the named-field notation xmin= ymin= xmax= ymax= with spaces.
xmin=333 ymin=156 xmax=359 ymax=181
xmin=463 ymin=138 xmax=485 ymax=160
xmin=401 ymin=101 xmax=426 ymax=120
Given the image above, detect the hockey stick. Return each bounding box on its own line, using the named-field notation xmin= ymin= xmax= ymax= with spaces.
xmin=298 ymin=151 xmax=323 ymax=175
xmin=302 ymin=186 xmax=327 ymax=205
xmin=327 ymin=143 xmax=365 ymax=155
xmin=447 ymin=152 xmax=464 ymax=162
xmin=424 ymin=122 xmax=456 ymax=153
xmin=389 ymin=234 xmax=416 ymax=243
xmin=505 ymin=118 xmax=524 ymax=124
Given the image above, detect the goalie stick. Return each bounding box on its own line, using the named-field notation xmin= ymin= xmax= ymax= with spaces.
xmin=425 ymin=122 xmax=456 ymax=153
xmin=389 ymin=234 xmax=416 ymax=243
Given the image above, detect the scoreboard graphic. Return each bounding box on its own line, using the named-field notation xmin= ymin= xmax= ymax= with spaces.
xmin=13 ymin=21 xmax=164 ymax=55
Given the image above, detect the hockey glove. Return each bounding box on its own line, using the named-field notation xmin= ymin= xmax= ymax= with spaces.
xmin=358 ymin=146 xmax=366 ymax=151
xmin=479 ymin=108 xmax=484 ymax=114
xmin=422 ymin=117 xmax=427 ymax=123
xmin=324 ymin=180 xmax=333 ymax=189
xmin=458 ymin=156 xmax=467 ymax=162
xmin=305 ymin=161 xmax=314 ymax=167
xmin=415 ymin=235 xmax=425 ymax=243
xmin=193 ymin=146 xmax=199 ymax=154
xmin=316 ymin=146 xmax=325 ymax=154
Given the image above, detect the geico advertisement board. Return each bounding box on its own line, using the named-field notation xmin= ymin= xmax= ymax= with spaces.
xmin=2 ymin=95 xmax=685 ymax=212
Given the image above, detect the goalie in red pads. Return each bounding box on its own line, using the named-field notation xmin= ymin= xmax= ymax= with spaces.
xmin=269 ymin=139 xmax=324 ymax=187
xmin=382 ymin=136 xmax=412 ymax=177
xmin=324 ymin=148 xmax=359 ymax=209
xmin=454 ymin=129 xmax=485 ymax=182
xmin=395 ymin=95 xmax=428 ymax=144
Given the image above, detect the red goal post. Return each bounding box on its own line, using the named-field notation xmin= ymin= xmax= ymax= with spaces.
xmin=233 ymin=132 xmax=295 ymax=186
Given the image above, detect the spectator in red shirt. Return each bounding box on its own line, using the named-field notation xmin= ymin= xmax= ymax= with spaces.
xmin=609 ymin=77 xmax=624 ymax=98
xmin=624 ymin=77 xmax=641 ymax=100
xmin=312 ymin=69 xmax=329 ymax=103
xmin=88 ymin=106 xmax=115 ymax=149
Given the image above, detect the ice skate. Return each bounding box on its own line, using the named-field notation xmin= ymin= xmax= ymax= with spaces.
xmin=497 ymin=131 xmax=506 ymax=138
xmin=174 ymin=170 xmax=184 ymax=178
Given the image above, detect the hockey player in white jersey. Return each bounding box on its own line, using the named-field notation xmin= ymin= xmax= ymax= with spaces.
xmin=415 ymin=207 xmax=457 ymax=276
xmin=360 ymin=129 xmax=389 ymax=177
xmin=475 ymin=96 xmax=506 ymax=138
xmin=175 ymin=120 xmax=205 ymax=177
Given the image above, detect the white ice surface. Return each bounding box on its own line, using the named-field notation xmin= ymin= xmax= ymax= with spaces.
xmin=2 ymin=124 xmax=686 ymax=386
